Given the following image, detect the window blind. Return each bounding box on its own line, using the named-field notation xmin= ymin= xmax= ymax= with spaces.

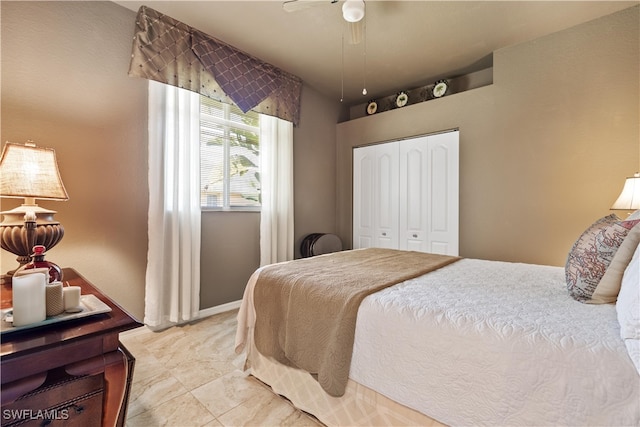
xmin=200 ymin=97 xmax=260 ymax=209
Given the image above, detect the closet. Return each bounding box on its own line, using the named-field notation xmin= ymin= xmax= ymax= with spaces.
xmin=352 ymin=130 xmax=459 ymax=255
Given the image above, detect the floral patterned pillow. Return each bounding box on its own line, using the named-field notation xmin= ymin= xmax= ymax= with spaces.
xmin=565 ymin=214 xmax=640 ymax=303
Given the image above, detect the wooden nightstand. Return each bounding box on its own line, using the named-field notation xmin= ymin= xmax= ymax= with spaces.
xmin=0 ymin=268 xmax=143 ymax=426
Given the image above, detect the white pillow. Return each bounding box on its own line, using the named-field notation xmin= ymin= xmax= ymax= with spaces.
xmin=616 ymin=242 xmax=640 ymax=374
xmin=617 ymin=242 xmax=640 ymax=339
xmin=628 ymin=209 xmax=640 ymax=220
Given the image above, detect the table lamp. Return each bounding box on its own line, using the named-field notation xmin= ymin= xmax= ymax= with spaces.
xmin=0 ymin=141 xmax=69 ymax=282
xmin=611 ymin=173 xmax=640 ymax=212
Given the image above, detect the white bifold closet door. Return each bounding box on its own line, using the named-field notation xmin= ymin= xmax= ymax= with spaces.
xmin=353 ymin=130 xmax=459 ymax=256
xmin=353 ymin=140 xmax=400 ymax=249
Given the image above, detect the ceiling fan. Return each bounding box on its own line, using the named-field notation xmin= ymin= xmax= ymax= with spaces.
xmin=284 ymin=0 xmax=369 ymax=99
xmin=283 ymin=0 xmax=366 ymax=23
xmin=283 ymin=0 xmax=366 ymax=45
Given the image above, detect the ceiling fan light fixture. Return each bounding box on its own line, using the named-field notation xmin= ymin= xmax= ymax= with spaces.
xmin=342 ymin=0 xmax=365 ymax=23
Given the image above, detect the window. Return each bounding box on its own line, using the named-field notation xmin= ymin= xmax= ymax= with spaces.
xmin=200 ymin=96 xmax=261 ymax=210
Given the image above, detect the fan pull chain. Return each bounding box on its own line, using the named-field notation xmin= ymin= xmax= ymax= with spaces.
xmin=341 ymin=32 xmax=345 ymax=102
xmin=362 ymin=3 xmax=367 ymax=96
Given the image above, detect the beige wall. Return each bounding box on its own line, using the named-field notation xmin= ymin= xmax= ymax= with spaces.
xmin=293 ymin=86 xmax=341 ymax=254
xmin=1 ymin=1 xmax=341 ymax=318
xmin=337 ymin=5 xmax=639 ymax=266
xmin=1 ymin=1 xmax=149 ymax=319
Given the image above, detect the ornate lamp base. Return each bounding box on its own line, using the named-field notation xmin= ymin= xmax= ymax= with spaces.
xmin=0 ymin=204 xmax=64 ymax=283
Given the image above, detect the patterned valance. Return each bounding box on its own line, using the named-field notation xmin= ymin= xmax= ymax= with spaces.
xmin=128 ymin=6 xmax=303 ymax=126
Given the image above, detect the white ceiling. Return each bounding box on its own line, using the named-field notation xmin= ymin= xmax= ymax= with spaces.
xmin=114 ymin=1 xmax=637 ymax=105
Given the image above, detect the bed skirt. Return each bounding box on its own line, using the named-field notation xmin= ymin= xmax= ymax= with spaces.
xmin=250 ymin=348 xmax=446 ymax=427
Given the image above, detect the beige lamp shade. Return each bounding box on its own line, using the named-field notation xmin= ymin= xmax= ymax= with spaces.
xmin=611 ymin=173 xmax=640 ymax=210
xmin=0 ymin=142 xmax=69 ymax=280
xmin=0 ymin=142 xmax=69 ymax=201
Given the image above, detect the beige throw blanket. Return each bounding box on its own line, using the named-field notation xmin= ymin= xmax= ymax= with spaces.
xmin=253 ymin=248 xmax=460 ymax=397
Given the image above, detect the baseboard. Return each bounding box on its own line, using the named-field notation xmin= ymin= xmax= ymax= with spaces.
xmin=197 ymin=300 xmax=242 ymax=319
xmin=121 ymin=300 xmax=242 ymax=336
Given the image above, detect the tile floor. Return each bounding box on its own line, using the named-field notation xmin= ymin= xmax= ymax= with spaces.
xmin=120 ymin=309 xmax=323 ymax=427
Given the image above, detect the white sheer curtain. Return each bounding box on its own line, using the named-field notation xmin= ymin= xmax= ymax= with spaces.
xmin=259 ymin=115 xmax=295 ymax=266
xmin=145 ymin=80 xmax=201 ymax=330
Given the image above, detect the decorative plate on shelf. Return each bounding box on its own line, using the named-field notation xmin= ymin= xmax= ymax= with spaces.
xmin=433 ymin=80 xmax=449 ymax=98
xmin=366 ymin=100 xmax=378 ymax=115
xmin=395 ymin=91 xmax=409 ymax=108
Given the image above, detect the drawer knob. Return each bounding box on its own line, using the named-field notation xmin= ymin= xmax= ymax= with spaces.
xmin=413 ymin=234 xmax=418 ymax=238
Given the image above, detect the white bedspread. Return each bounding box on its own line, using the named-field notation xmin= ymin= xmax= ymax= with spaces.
xmin=236 ymin=258 xmax=640 ymax=426
xmin=350 ymin=258 xmax=640 ymax=426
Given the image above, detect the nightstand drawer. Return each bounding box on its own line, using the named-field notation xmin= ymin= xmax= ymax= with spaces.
xmin=2 ymin=371 xmax=103 ymax=426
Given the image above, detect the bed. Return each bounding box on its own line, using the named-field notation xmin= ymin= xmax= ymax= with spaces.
xmin=235 ymin=215 xmax=640 ymax=426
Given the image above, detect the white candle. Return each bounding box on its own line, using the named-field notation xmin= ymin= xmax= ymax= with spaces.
xmin=14 ymin=268 xmax=49 ymax=278
xmin=63 ymin=286 xmax=82 ymax=313
xmin=12 ymin=273 xmax=47 ymax=327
